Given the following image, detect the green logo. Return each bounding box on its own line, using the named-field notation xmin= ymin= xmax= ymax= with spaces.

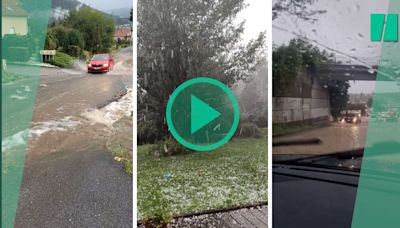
xmin=371 ymin=14 xmax=398 ymax=41
xmin=166 ymin=77 xmax=240 ymax=151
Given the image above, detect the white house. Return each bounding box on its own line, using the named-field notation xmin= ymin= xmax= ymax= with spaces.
xmin=2 ymin=0 xmax=28 ymax=37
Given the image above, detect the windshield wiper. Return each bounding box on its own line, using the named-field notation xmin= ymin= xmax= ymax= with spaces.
xmin=273 ymin=148 xmax=364 ymax=172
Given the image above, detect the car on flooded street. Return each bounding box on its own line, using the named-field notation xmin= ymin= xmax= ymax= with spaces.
xmin=87 ymin=53 xmax=114 ymax=73
xmin=339 ymin=113 xmax=362 ymax=124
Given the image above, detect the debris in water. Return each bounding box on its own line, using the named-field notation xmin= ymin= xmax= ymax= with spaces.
xmin=81 ymin=88 xmax=132 ymax=126
xmin=22 ymin=85 xmax=31 ymax=92
xmin=10 ymin=94 xmax=27 ymax=100
xmin=2 ymin=116 xmax=81 ymax=152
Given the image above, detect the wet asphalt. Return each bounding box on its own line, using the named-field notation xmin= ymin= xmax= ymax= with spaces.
xmin=13 ymin=48 xmax=133 ymax=227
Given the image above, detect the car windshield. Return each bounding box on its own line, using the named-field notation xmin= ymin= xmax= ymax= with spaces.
xmin=92 ymin=54 xmax=109 ymax=60
xmin=272 ymin=0 xmax=400 ymax=174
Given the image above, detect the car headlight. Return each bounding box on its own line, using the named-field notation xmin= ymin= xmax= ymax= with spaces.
xmin=88 ymin=64 xmax=92 ymax=67
xmin=103 ymin=63 xmax=109 ymax=67
xmin=353 ymin=117 xmax=357 ymax=123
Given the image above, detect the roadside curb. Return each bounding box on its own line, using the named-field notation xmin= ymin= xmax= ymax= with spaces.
xmin=7 ymin=61 xmax=60 ymax=69
xmin=137 ymin=202 xmax=268 ymax=225
xmin=273 ymin=123 xmax=332 ymax=138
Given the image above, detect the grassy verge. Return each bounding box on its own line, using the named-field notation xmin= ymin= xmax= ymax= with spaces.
xmin=138 ymin=134 xmax=268 ymax=220
xmin=49 ymin=52 xmax=73 ymax=68
xmin=108 ymin=144 xmax=132 ymax=176
xmin=273 ymin=122 xmax=328 ymax=137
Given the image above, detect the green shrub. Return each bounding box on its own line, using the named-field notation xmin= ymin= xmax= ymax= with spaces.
xmin=138 ymin=120 xmax=160 ymax=144
xmin=149 ymin=136 xmax=189 ymax=157
xmin=235 ymin=122 xmax=261 ymax=138
xmin=45 ymin=31 xmax=57 ymax=50
xmin=48 ymin=26 xmax=85 ymax=58
xmin=49 ymin=52 xmax=73 ymax=68
xmin=66 ymin=45 xmax=81 ymax=58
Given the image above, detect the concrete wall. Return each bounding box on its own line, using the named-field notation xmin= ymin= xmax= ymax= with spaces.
xmin=273 ymin=78 xmax=330 ymax=124
xmin=2 ymin=16 xmax=28 ymax=37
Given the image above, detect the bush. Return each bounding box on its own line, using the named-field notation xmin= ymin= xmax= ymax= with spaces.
xmin=247 ymin=112 xmax=267 ymax=128
xmin=48 ymin=26 xmax=85 ymax=58
xmin=149 ymin=136 xmax=189 ymax=157
xmin=49 ymin=52 xmax=73 ymax=68
xmin=45 ymin=31 xmax=57 ymax=50
xmin=138 ymin=120 xmax=160 ymax=144
xmin=66 ymin=45 xmax=81 ymax=58
xmin=235 ymin=122 xmax=261 ymax=138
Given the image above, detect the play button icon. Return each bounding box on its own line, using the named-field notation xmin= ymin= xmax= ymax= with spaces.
xmin=191 ymin=95 xmax=221 ymax=134
xmin=166 ymin=77 xmax=240 ymax=151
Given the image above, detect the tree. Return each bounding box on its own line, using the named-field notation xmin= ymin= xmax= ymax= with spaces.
xmin=273 ymin=39 xmax=349 ymax=118
xmin=44 ymin=31 xmax=57 ymax=50
xmin=138 ymin=0 xmax=265 ymax=140
xmin=273 ymin=39 xmax=329 ymax=96
xmin=328 ymin=80 xmax=350 ymax=118
xmin=65 ymin=7 xmax=115 ymax=53
xmin=238 ymin=60 xmax=268 ymax=127
xmin=272 ymin=0 xmax=326 ymax=21
xmin=47 ymin=25 xmax=85 ymax=57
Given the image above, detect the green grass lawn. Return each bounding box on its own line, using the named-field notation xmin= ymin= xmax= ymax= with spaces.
xmin=138 ymin=135 xmax=268 ymax=220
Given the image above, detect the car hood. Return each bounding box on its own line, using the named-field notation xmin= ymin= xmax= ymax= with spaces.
xmin=89 ymin=60 xmax=108 ymax=65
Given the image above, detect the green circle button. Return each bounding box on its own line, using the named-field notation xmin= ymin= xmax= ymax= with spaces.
xmin=166 ymin=77 xmax=240 ymax=151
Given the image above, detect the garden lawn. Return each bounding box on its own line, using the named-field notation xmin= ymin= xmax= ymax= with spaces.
xmin=138 ymin=134 xmax=268 ymax=220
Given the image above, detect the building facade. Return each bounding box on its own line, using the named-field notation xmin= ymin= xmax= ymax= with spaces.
xmin=2 ymin=0 xmax=28 ymax=37
xmin=273 ymin=74 xmax=330 ymax=124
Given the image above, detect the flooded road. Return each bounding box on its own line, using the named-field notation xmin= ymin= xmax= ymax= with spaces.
xmin=11 ymin=48 xmax=133 ymax=227
xmin=273 ymin=118 xmax=369 ymax=155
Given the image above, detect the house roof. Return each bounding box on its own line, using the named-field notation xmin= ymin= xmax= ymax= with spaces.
xmin=114 ymin=27 xmax=132 ymax=38
xmin=2 ymin=0 xmax=28 ymax=17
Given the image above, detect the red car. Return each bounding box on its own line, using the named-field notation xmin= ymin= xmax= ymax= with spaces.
xmin=87 ymin=53 xmax=114 ymax=73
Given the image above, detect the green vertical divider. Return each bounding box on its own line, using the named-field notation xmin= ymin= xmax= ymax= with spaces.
xmin=370 ymin=14 xmax=386 ymax=42
xmin=352 ymin=1 xmax=400 ymax=227
xmin=2 ymin=1 xmax=51 ymax=227
xmin=1 ymin=1 xmax=2 ymax=225
xmin=383 ymin=14 xmax=398 ymax=41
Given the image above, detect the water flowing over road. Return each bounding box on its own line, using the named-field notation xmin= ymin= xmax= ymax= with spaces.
xmin=12 ymin=48 xmax=133 ymax=228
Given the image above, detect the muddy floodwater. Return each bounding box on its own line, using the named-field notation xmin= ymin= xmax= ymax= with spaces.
xmin=7 ymin=47 xmax=134 ymax=228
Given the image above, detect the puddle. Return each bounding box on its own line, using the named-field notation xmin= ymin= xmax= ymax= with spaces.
xmin=81 ymin=88 xmax=132 ymax=126
xmin=2 ymin=116 xmax=81 ymax=152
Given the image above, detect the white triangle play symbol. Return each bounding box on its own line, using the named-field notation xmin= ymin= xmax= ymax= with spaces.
xmin=191 ymin=95 xmax=221 ymax=134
